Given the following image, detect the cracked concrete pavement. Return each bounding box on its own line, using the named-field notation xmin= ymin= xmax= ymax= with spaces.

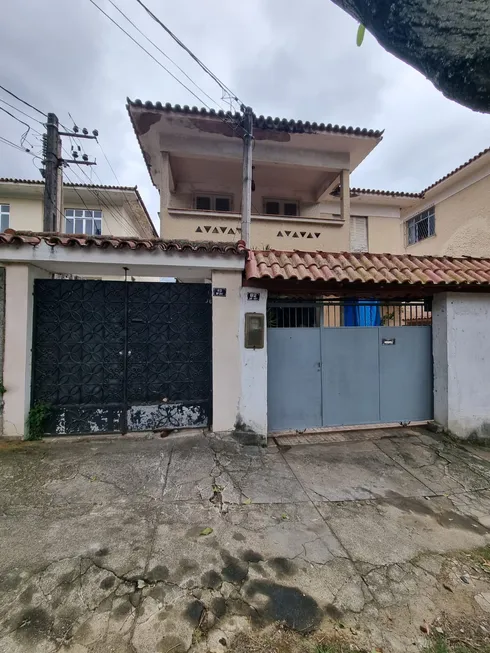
xmin=2 ymin=428 xmax=490 ymax=652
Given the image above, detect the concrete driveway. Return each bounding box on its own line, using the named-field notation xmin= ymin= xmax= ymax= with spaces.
xmin=2 ymin=428 xmax=490 ymax=653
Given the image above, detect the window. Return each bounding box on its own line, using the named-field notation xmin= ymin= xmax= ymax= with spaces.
xmin=65 ymin=209 xmax=102 ymax=235
xmin=194 ymin=195 xmax=232 ymax=212
xmin=264 ymin=199 xmax=299 ymax=217
xmin=0 ymin=204 xmax=9 ymax=232
xmin=350 ymin=216 xmax=368 ymax=252
xmin=406 ymin=207 xmax=435 ymax=245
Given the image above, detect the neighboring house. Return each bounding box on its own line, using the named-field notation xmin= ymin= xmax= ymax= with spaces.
xmin=127 ymin=100 xmax=490 ymax=258
xmin=0 ymin=178 xmax=157 ymax=238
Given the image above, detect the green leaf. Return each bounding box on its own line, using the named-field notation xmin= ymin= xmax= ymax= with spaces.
xmin=281 ymin=513 xmax=289 ymax=520
xmin=199 ymin=527 xmax=213 ymax=536
xmin=243 ymin=497 xmax=252 ymax=505
xmin=356 ymin=23 xmax=366 ymax=47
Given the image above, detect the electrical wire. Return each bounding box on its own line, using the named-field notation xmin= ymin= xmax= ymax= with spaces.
xmin=133 ymin=0 xmax=243 ymax=109
xmin=0 ymin=97 xmax=45 ymax=126
xmin=0 ymin=134 xmax=41 ymax=159
xmin=0 ymin=85 xmax=46 ymax=117
xmin=87 ymin=0 xmax=215 ymax=110
xmin=62 ymin=146 xmax=139 ymax=234
xmin=0 ymin=106 xmax=37 ymax=146
xmin=106 ymin=0 xmax=224 ymax=110
xmin=62 ymin=169 xmax=112 ymax=234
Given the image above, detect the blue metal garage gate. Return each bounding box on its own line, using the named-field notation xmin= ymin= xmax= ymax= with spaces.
xmin=267 ymin=300 xmax=433 ymax=432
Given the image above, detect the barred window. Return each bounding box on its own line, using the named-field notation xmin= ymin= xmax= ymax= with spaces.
xmin=406 ymin=207 xmax=435 ymax=245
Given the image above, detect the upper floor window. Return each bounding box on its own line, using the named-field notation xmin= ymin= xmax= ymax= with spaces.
xmin=406 ymin=207 xmax=435 ymax=245
xmin=65 ymin=209 xmax=102 ymax=235
xmin=0 ymin=204 xmax=9 ymax=232
xmin=194 ymin=194 xmax=232 ymax=212
xmin=264 ymin=199 xmax=299 ymax=217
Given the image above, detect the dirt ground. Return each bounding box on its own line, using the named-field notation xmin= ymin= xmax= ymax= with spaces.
xmin=2 ymin=427 xmax=490 ymax=652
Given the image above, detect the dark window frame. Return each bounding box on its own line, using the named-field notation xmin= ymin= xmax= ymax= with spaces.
xmin=194 ymin=194 xmax=233 ymax=212
xmin=263 ymin=198 xmax=299 ymax=217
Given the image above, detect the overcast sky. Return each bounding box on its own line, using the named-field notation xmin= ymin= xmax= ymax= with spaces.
xmin=1 ymin=0 xmax=489 ymax=229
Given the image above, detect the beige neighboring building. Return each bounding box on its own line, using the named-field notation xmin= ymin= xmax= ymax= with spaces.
xmin=0 ymin=178 xmax=157 ymax=238
xmin=127 ymin=100 xmax=490 ymax=258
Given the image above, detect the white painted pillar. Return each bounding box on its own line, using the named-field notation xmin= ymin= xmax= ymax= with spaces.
xmin=3 ymin=264 xmax=51 ymax=438
xmin=159 ymin=152 xmax=173 ymax=238
xmin=238 ymin=287 xmax=268 ymax=443
xmin=211 ymin=270 xmax=241 ymax=432
xmin=340 ymin=168 xmax=350 ymax=225
xmin=433 ymin=292 xmax=490 ymax=439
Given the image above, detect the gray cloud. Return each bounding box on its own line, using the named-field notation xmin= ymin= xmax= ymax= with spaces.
xmin=0 ymin=0 xmax=488 ymax=226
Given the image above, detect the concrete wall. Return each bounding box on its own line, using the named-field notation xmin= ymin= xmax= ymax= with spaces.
xmin=368 ymin=215 xmax=404 ymax=254
xmin=1 ymin=196 xmax=43 ymax=232
xmin=433 ymin=292 xmax=490 ymax=439
xmin=165 ymin=211 xmax=349 ymax=252
xmin=238 ymin=288 xmax=268 ymax=443
xmin=3 ymin=264 xmax=51 ymax=437
xmin=402 ymin=174 xmax=490 ymax=257
xmin=211 ymin=270 xmax=242 ymax=432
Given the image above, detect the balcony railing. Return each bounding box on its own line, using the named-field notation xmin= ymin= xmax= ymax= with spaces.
xmin=167 ymin=207 xmax=344 ymax=224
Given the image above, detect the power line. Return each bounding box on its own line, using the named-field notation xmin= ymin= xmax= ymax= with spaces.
xmin=0 ymin=84 xmax=46 ymax=117
xmin=133 ymin=0 xmax=243 ymax=110
xmin=106 ymin=0 xmax=223 ymax=110
xmin=62 ymin=147 xmax=139 ymax=234
xmin=0 ymin=134 xmax=40 ymax=158
xmin=96 ymin=137 xmax=120 ymax=185
xmin=0 ymin=106 xmax=43 ymax=146
xmin=0 ymin=97 xmax=45 ymax=126
xmin=87 ymin=0 xmax=215 ymax=111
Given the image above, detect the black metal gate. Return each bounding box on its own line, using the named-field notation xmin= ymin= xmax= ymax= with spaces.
xmin=32 ymin=280 xmax=212 ymax=435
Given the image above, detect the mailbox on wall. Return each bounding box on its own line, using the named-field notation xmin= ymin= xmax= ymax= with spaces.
xmin=244 ymin=313 xmax=265 ymax=349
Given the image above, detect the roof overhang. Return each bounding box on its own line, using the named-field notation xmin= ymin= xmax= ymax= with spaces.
xmin=0 ymin=232 xmax=245 ymax=279
xmin=127 ymin=100 xmax=384 ymax=188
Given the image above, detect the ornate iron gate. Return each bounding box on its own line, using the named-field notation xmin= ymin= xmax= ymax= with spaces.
xmin=32 ymin=280 xmax=212 ymax=435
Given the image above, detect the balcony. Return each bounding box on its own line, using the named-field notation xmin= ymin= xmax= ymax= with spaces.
xmin=165 ymin=207 xmax=346 ymax=251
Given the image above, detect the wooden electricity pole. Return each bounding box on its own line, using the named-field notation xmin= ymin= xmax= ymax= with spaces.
xmin=240 ymin=107 xmax=254 ymax=247
xmin=42 ymin=114 xmax=98 ymax=232
xmin=43 ymin=113 xmax=60 ymax=232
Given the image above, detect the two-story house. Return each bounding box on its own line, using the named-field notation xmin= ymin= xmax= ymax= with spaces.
xmin=127 ymin=99 xmax=385 ymax=251
xmin=0 ymin=178 xmax=157 ymax=238
xmin=127 ymin=100 xmax=490 ymax=259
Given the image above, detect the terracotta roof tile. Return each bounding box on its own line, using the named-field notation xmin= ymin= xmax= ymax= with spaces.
xmin=0 ymin=178 xmax=138 ymax=191
xmin=246 ymin=249 xmax=490 ymax=287
xmin=0 ymin=230 xmax=246 ymax=255
xmin=127 ymin=99 xmax=384 ymax=138
xmin=351 ymin=187 xmax=422 ymax=199
xmin=422 ymin=147 xmax=490 ymax=193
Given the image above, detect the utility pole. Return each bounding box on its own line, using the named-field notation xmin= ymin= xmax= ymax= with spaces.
xmin=43 ymin=113 xmax=60 ymax=232
xmin=241 ymin=107 xmax=253 ymax=247
xmin=42 ymin=115 xmax=98 ymax=232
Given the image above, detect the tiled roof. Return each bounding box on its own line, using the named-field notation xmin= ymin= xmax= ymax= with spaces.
xmin=127 ymin=99 xmax=384 ymax=138
xmin=421 ymin=146 xmax=490 ymax=193
xmin=246 ymin=250 xmax=490 ymax=287
xmin=0 ymin=230 xmax=246 ymax=255
xmin=0 ymin=178 xmax=138 ymax=191
xmin=351 ymin=187 xmax=422 ymax=199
